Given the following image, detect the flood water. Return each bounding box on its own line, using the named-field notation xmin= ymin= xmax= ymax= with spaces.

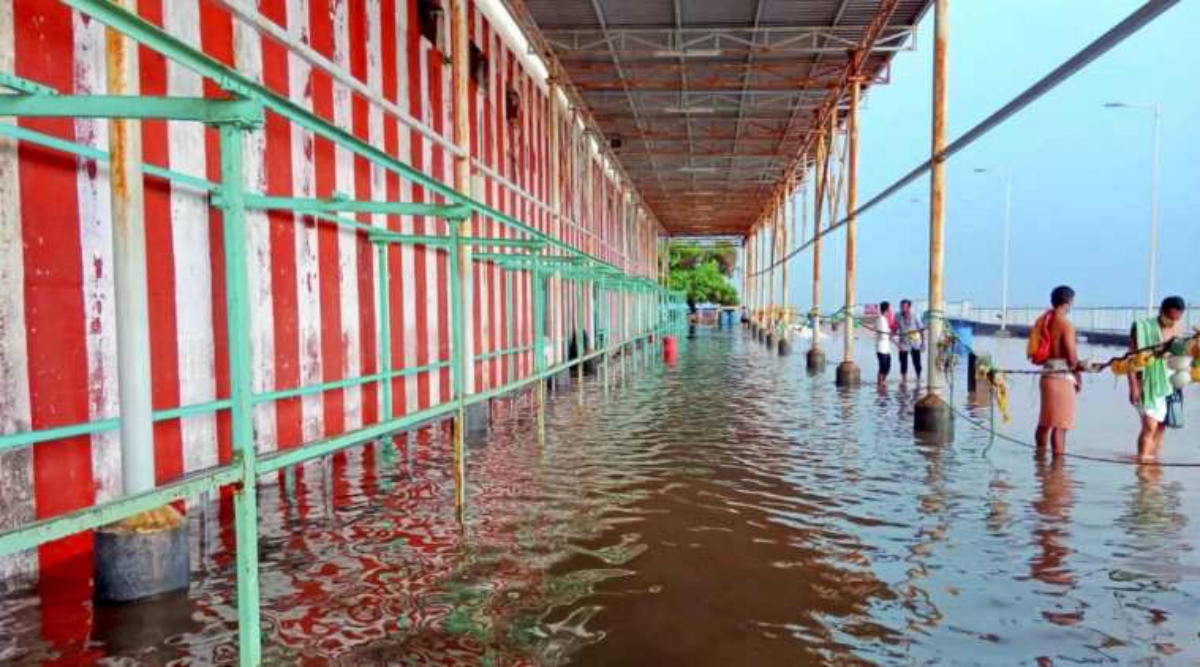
xmin=3 ymin=327 xmax=1200 ymax=665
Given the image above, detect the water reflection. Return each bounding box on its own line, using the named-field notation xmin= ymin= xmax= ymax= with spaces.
xmin=1030 ymin=459 xmax=1076 ymax=591
xmin=2 ymin=329 xmax=1200 ymax=664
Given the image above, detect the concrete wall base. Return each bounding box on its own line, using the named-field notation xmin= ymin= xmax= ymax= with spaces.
xmin=465 ymin=401 xmax=490 ymax=439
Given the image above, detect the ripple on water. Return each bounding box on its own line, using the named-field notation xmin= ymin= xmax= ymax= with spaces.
xmin=3 ymin=329 xmax=1200 ymax=665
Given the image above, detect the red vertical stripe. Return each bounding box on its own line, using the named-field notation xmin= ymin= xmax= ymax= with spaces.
xmin=468 ymin=17 xmax=483 ymax=393
xmin=16 ymin=0 xmax=95 ymax=574
xmin=381 ymin=0 xmax=406 ymax=418
xmin=429 ymin=44 xmax=450 ymax=404
xmin=201 ymin=0 xmax=235 ymax=469
xmin=349 ymin=0 xmax=377 ymax=426
xmin=261 ymin=0 xmax=304 ymax=450
xmin=407 ymin=6 xmax=431 ymax=411
xmin=310 ymin=0 xmax=345 ymax=436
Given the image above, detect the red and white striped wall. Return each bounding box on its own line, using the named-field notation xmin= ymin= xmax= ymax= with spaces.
xmin=0 ymin=0 xmax=661 ymax=584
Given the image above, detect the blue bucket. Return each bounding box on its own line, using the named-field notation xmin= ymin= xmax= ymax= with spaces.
xmin=950 ymin=322 xmax=974 ymax=356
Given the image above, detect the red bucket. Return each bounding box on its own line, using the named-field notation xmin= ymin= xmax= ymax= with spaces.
xmin=663 ymin=335 xmax=678 ymax=364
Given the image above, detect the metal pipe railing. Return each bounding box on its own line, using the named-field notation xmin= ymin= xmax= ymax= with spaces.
xmin=0 ymin=3 xmax=689 ymax=663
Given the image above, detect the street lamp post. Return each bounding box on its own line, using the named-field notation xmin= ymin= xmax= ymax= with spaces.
xmin=974 ymin=168 xmax=1012 ymax=333
xmin=1105 ymin=101 xmax=1161 ymax=315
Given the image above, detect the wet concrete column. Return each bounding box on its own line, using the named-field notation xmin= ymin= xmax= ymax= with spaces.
xmin=915 ymin=0 xmax=955 ymax=438
xmin=837 ymin=77 xmax=863 ymax=387
xmin=765 ymin=208 xmax=776 ymax=349
xmin=807 ymin=127 xmax=829 ymax=373
xmin=779 ymin=184 xmax=792 ymax=356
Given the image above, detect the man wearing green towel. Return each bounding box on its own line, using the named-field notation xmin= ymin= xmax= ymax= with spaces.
xmin=1129 ymin=296 xmax=1187 ymax=463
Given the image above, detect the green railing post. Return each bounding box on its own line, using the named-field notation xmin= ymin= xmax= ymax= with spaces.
xmin=575 ymin=276 xmax=584 ymax=404
xmin=217 ymin=123 xmax=261 ymax=667
xmin=599 ymin=281 xmax=609 ymax=394
xmin=505 ymin=269 xmax=515 ymax=386
xmin=532 ymin=254 xmax=546 ymax=443
xmin=447 ymin=216 xmax=467 ymax=519
xmin=375 ymin=243 xmax=392 ymax=423
xmin=624 ymin=284 xmax=633 ymax=383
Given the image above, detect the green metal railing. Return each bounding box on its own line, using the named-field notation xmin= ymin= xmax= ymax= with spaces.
xmin=0 ymin=1 xmax=687 ymax=664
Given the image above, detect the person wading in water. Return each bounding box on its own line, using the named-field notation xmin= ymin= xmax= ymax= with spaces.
xmin=1031 ymin=286 xmax=1082 ymax=459
xmin=896 ymin=299 xmax=923 ymax=383
xmin=1129 ymin=296 xmax=1187 ymax=464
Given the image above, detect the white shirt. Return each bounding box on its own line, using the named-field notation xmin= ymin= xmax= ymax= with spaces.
xmin=875 ymin=314 xmax=893 ymax=355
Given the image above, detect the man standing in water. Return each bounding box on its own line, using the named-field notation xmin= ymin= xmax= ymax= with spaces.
xmin=896 ymin=299 xmax=923 ymax=383
xmin=1034 ymin=286 xmax=1082 ymax=459
xmin=1129 ymin=296 xmax=1187 ymax=463
xmin=875 ymin=301 xmax=894 ymax=388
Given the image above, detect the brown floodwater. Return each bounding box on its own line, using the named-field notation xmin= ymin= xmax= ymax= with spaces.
xmin=2 ymin=326 xmax=1200 ymax=665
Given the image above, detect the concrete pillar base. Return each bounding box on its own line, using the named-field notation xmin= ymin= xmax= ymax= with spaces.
xmin=914 ymin=394 xmax=955 ymax=441
xmin=806 ymin=349 xmax=827 ymax=373
xmin=551 ymin=370 xmax=572 ymax=392
xmin=765 ymin=331 xmax=775 ymax=347
xmin=94 ymin=507 xmax=189 ymax=604
xmin=464 ymin=401 xmax=490 ymax=439
xmin=777 ymin=337 xmax=792 ymax=356
xmin=835 ymin=361 xmax=860 ymax=387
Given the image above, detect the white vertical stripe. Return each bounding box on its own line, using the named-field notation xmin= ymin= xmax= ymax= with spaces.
xmin=0 ymin=0 xmax=36 ymax=585
xmin=420 ymin=41 xmax=440 ymax=406
xmin=233 ymin=2 xmax=278 ymax=452
xmin=398 ymin=0 xmax=418 ymax=414
xmin=165 ymin=0 xmax=218 ymax=475
xmin=473 ymin=8 xmax=488 ymax=390
xmin=73 ymin=13 xmax=121 ymax=501
xmin=331 ymin=0 xmax=362 ymax=430
xmin=367 ymin=0 xmax=385 ymax=420
xmin=288 ymin=0 xmax=324 ymax=442
xmin=444 ymin=39 xmax=469 ymax=396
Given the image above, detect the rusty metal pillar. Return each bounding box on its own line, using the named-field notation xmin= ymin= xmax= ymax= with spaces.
xmin=916 ymin=0 xmax=954 ymax=437
xmin=450 ymin=0 xmax=474 ymax=508
xmin=779 ymin=184 xmax=792 ymax=356
xmin=746 ymin=226 xmax=756 ymax=330
xmin=806 ymin=128 xmax=828 ymax=373
xmin=107 ymin=0 xmax=154 ymax=496
xmin=94 ymin=0 xmax=189 ymax=605
xmin=764 ymin=207 xmax=776 ymax=348
xmin=836 ymin=78 xmax=862 ymax=387
xmin=541 ymin=65 xmax=562 ymax=435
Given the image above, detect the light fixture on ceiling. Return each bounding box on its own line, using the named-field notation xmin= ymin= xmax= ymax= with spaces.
xmin=663 ymin=107 xmax=716 ymax=114
xmin=679 ymin=166 xmax=718 ymax=173
xmin=652 ymin=49 xmax=723 ymax=59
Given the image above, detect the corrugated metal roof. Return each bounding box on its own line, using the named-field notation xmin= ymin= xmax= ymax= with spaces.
xmin=514 ymin=0 xmax=934 ymax=236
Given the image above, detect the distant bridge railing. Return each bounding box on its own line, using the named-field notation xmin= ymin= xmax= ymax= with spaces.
xmin=937 ymin=302 xmax=1200 ymax=336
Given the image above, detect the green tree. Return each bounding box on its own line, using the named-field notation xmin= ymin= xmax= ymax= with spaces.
xmin=668 ymin=242 xmax=740 ymax=312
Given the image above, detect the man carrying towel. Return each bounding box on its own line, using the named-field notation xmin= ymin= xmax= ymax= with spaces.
xmin=1129 ymin=296 xmax=1187 ymax=463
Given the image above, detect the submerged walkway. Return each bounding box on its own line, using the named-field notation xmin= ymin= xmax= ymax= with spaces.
xmin=3 ymin=328 xmax=1199 ymax=664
